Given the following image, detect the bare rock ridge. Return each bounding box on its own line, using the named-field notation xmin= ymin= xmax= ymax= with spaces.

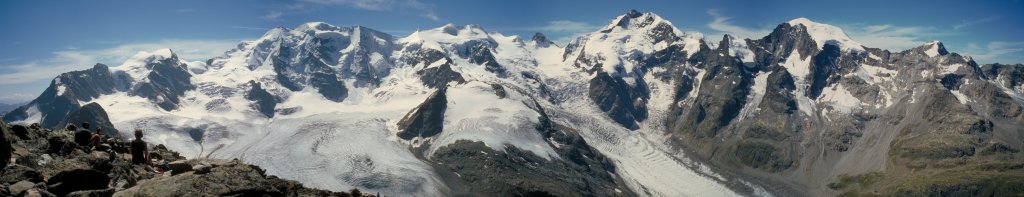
xmin=0 ymin=119 xmax=377 ymax=196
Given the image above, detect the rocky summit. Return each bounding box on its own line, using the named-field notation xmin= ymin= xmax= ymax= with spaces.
xmin=1 ymin=9 xmax=1023 ymax=196
xmin=0 ymin=120 xmax=375 ymax=197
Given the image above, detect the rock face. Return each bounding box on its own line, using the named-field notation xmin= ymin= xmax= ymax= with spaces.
xmin=396 ymin=88 xmax=448 ymax=140
xmin=588 ymin=72 xmax=650 ymax=130
xmin=662 ymin=19 xmax=1024 ymax=196
xmin=57 ymin=102 xmax=121 ymax=138
xmin=3 ymin=64 xmax=130 ymax=129
xmin=409 ymin=50 xmax=466 ymax=88
xmin=0 ymin=122 xmax=371 ymax=197
xmin=531 ymin=32 xmax=554 ymax=47
xmin=245 ymin=81 xmax=279 ymax=118
xmin=112 ymin=159 xmax=350 ymax=197
xmin=129 ymin=52 xmax=195 ymax=111
xmin=0 ymin=120 xmax=11 ymax=169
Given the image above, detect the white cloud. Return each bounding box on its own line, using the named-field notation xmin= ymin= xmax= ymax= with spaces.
xmin=302 ymin=0 xmax=392 ymax=10
xmin=232 ymin=26 xmax=269 ymax=31
xmin=706 ymin=9 xmax=771 ymax=40
xmin=842 ymin=23 xmax=954 ymax=50
xmin=262 ymin=11 xmax=283 ymax=20
xmin=538 ymin=20 xmax=599 ymax=33
xmin=535 ymin=20 xmax=601 ymax=44
xmin=300 ymin=0 xmax=439 ymax=21
xmin=0 ymin=93 xmax=34 ymax=104
xmin=962 ymin=41 xmax=1024 ymax=63
xmin=495 ymin=20 xmax=600 ymax=45
xmin=0 ymin=39 xmax=242 ymax=85
xmin=954 ymin=16 xmax=1000 ymax=30
xmin=703 ymin=9 xmax=954 ymax=51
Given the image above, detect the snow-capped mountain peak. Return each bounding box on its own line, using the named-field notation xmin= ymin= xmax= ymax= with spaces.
xmin=530 ymin=32 xmax=554 ymax=47
xmin=566 ymin=10 xmax=700 ymax=75
xmin=718 ymin=34 xmax=755 ymax=62
xmin=116 ymin=48 xmax=183 ymax=81
xmin=400 ymin=23 xmax=497 ymax=51
xmin=921 ymin=40 xmax=949 ymax=57
xmin=295 ymin=21 xmax=343 ymax=33
xmin=600 ymin=10 xmax=678 ymax=35
xmin=786 ymin=17 xmax=864 ymax=52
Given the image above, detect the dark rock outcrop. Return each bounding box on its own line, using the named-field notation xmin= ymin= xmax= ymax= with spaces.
xmin=130 ymin=54 xmax=195 ymax=111
xmin=397 ymin=88 xmax=448 ymax=140
xmin=467 ymin=42 xmax=507 ymax=77
xmin=57 ymin=102 xmax=121 ymax=138
xmin=0 ymin=120 xmax=11 ymax=169
xmin=3 ymin=64 xmax=131 ymax=129
xmin=409 ymin=49 xmax=466 ymax=88
xmin=310 ymin=72 xmax=349 ymax=102
xmin=245 ymin=81 xmax=279 ymax=118
xmin=46 ymin=169 xmax=109 ymax=196
xmin=671 ymin=35 xmax=753 ymax=139
xmin=588 ymin=72 xmax=649 ymax=130
xmin=531 ymin=32 xmax=554 ymax=47
xmin=417 ymin=62 xmax=465 ymax=89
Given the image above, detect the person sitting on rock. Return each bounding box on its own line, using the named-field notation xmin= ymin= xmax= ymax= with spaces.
xmin=74 ymin=122 xmax=93 ymax=147
xmin=90 ymin=128 xmax=103 ymax=147
xmin=130 ymin=129 xmax=150 ymax=165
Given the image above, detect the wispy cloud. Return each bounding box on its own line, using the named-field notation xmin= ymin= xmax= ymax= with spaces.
xmin=962 ymin=41 xmax=1024 ymax=63
xmin=262 ymin=11 xmax=283 ymax=20
xmin=300 ymin=0 xmax=439 ymax=21
xmin=954 ymin=16 xmax=1000 ymax=30
xmin=496 ymin=20 xmax=602 ymax=45
xmin=703 ymin=9 xmax=956 ymax=51
xmin=842 ymin=23 xmax=955 ymax=50
xmin=0 ymin=93 xmax=34 ymax=104
xmin=705 ymin=9 xmax=771 ymax=40
xmin=537 ymin=21 xmax=600 ymax=33
xmin=232 ymin=26 xmax=269 ymax=31
xmin=0 ymin=39 xmax=242 ymax=85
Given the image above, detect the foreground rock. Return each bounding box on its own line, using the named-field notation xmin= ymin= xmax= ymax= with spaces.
xmin=0 ymin=120 xmax=375 ymax=197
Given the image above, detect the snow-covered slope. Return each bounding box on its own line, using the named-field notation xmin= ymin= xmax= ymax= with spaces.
xmin=787 ymin=17 xmax=864 ymax=52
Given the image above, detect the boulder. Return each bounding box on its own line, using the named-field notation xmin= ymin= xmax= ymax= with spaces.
xmin=192 ymin=164 xmax=212 ymax=174
xmin=46 ymin=169 xmax=110 ymax=196
xmin=66 ymin=188 xmax=114 ymax=197
xmin=10 ymin=124 xmax=31 ymax=140
xmin=25 ymin=188 xmax=58 ymax=197
xmin=113 ymin=159 xmax=352 ymax=196
xmin=0 ymin=120 xmax=12 ymax=169
xmin=46 ymin=136 xmax=77 ymax=155
xmin=9 ymin=180 xmax=35 ymax=196
xmin=87 ymin=151 xmax=113 ymax=173
xmin=1 ymin=165 xmax=44 ymax=184
xmin=167 ymin=160 xmax=192 ymax=175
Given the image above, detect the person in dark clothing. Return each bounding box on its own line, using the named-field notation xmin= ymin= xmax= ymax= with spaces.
xmin=74 ymin=123 xmax=92 ymax=147
xmin=130 ymin=129 xmax=150 ymax=165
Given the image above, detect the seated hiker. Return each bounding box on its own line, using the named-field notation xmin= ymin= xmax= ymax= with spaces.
xmin=130 ymin=129 xmax=151 ymax=165
xmin=74 ymin=122 xmax=93 ymax=147
xmin=90 ymin=128 xmax=103 ymax=147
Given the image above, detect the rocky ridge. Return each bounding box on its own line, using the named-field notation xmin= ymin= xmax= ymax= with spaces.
xmin=0 ymin=120 xmax=375 ymax=197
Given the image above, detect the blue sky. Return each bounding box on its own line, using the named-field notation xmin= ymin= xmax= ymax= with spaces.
xmin=1 ymin=0 xmax=1022 ymax=104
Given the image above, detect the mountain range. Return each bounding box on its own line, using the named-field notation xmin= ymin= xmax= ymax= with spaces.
xmin=4 ymin=10 xmax=1023 ymax=196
